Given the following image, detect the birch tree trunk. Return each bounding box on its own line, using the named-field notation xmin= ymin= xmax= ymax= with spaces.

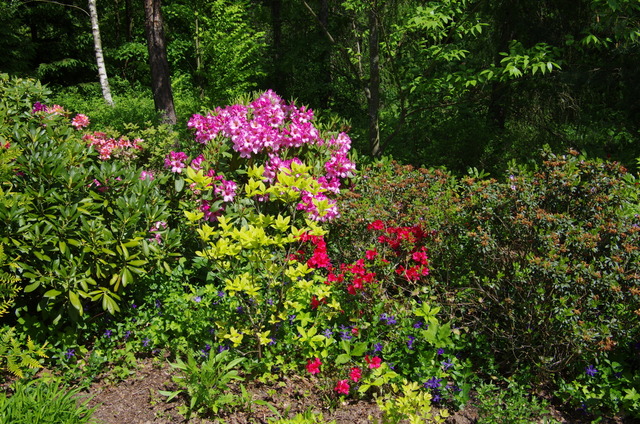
xmin=88 ymin=0 xmax=114 ymax=106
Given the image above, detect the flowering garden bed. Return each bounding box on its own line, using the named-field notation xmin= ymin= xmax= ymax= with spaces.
xmin=1 ymin=74 xmax=639 ymax=423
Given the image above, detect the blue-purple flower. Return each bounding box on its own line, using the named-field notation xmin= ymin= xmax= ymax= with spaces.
xmin=407 ymin=335 xmax=416 ymax=350
xmin=424 ymin=377 xmax=442 ymax=389
xmin=585 ymin=365 xmax=598 ymax=377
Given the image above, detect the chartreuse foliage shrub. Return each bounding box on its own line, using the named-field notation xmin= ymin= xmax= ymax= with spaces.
xmin=0 ymin=74 xmax=182 ymax=327
xmin=97 ymin=91 xmax=470 ymax=418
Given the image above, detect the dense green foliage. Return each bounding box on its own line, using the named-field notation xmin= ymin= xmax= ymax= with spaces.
xmin=0 ymin=379 xmax=96 ymax=424
xmin=1 ymin=0 xmax=638 ymax=173
xmin=0 ymin=25 xmax=640 ymax=422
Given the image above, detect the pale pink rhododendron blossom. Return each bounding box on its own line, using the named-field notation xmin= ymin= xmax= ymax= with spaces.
xmin=187 ymin=90 xmax=355 ymax=222
xmin=140 ymin=170 xmax=155 ymax=181
xmin=71 ymin=114 xmax=90 ymax=130
xmin=149 ymin=221 xmax=168 ymax=244
xmin=45 ymin=104 xmax=67 ymax=116
xmin=83 ymin=132 xmax=143 ymax=160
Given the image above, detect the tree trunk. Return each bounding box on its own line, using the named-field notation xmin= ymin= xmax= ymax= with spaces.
xmin=88 ymin=0 xmax=114 ymax=106
xmin=143 ymin=0 xmax=177 ymax=125
xmin=367 ymin=3 xmax=381 ymax=157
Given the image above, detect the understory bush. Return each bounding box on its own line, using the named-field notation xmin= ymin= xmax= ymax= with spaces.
xmin=0 ymin=75 xmax=184 ymax=327
xmin=336 ymin=149 xmax=640 ymax=418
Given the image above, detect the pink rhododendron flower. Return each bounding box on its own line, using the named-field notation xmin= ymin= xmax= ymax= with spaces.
xmin=45 ymin=104 xmax=67 ymax=116
xmin=164 ymin=151 xmax=188 ymax=173
xmin=71 ymin=114 xmax=90 ymax=130
xmin=140 ymin=170 xmax=155 ymax=181
xmin=83 ymin=132 xmax=143 ymax=160
xmin=334 ymin=379 xmax=350 ymax=395
xmin=214 ymin=179 xmax=237 ymax=202
xmin=190 ymin=154 xmax=205 ymax=171
xmin=306 ymin=358 xmax=322 ymax=375
xmin=31 ymin=102 xmax=46 ymax=113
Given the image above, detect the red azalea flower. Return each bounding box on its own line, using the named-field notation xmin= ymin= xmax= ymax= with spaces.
xmin=365 ymin=355 xmax=382 ymax=369
xmin=334 ymin=379 xmax=350 ymax=395
xmin=365 ymin=249 xmax=378 ymax=260
xmin=367 ymin=220 xmax=385 ymax=231
xmin=306 ymin=357 xmax=322 ymax=374
xmin=349 ymin=367 xmax=362 ymax=382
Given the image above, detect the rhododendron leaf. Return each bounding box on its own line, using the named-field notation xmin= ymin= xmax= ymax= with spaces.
xmin=68 ymin=291 xmax=82 ymax=314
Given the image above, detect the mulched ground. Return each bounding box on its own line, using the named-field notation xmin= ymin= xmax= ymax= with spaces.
xmin=49 ymin=358 xmax=635 ymax=423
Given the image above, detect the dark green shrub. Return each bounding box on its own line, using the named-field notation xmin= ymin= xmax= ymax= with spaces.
xmin=0 ymin=75 xmax=181 ymax=325
xmin=433 ymin=148 xmax=640 ymax=379
xmin=333 ymin=150 xmax=640 ymax=387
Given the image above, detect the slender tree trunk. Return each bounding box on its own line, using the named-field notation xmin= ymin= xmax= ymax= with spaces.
xmin=367 ymin=3 xmax=381 ymax=157
xmin=88 ymin=0 xmax=114 ymax=106
xmin=194 ymin=12 xmax=205 ymax=98
xmin=125 ymin=0 xmax=133 ymax=41
xmin=143 ymin=0 xmax=177 ymax=125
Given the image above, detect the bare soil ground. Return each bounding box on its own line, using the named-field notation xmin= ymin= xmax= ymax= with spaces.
xmin=76 ymin=358 xmax=636 ymax=424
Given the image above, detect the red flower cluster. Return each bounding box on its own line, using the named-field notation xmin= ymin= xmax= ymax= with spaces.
xmin=367 ymin=220 xmax=430 ymax=282
xmin=306 ymin=357 xmax=322 ymax=374
xmin=295 ymin=232 xmax=331 ymax=269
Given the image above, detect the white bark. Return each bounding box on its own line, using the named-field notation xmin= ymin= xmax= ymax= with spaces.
xmin=88 ymin=0 xmax=114 ymax=106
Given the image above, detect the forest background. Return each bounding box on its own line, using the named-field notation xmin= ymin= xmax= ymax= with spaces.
xmin=1 ymin=0 xmax=639 ymax=175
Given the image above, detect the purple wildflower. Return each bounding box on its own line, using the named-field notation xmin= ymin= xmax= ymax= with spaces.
xmin=424 ymin=377 xmax=442 ymax=389
xmin=407 ymin=335 xmax=416 ymax=350
xmin=585 ymin=365 xmax=598 ymax=377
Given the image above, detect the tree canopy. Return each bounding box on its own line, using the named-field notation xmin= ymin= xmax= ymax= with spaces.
xmin=1 ymin=0 xmax=638 ymax=173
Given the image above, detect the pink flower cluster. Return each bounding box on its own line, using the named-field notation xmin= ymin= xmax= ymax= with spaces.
xmin=187 ymin=90 xmax=355 ymax=221
xmin=32 ymin=102 xmax=68 ymax=117
xmin=71 ymin=114 xmax=90 ymax=130
xmin=197 ymin=170 xmax=239 ymax=222
xmin=83 ymin=132 xmax=143 ymax=161
xmin=164 ymin=151 xmax=189 ymax=173
xmin=149 ymin=221 xmax=168 ymax=244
